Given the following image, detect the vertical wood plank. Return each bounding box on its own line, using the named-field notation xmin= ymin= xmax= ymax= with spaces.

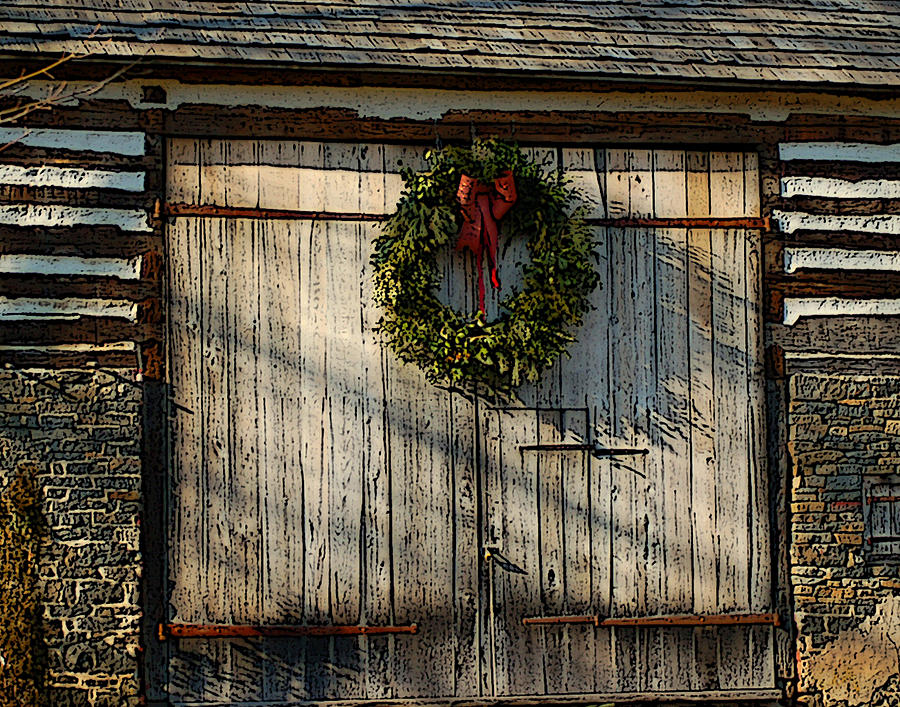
xmin=203 ymin=215 xmax=234 ymax=701
xmin=686 ymin=151 xmax=719 ymax=692
xmin=651 ymin=149 xmax=694 ymax=691
xmin=744 ymin=151 xmax=775 ymax=688
xmin=322 ymin=144 xmax=366 ymax=700
xmin=438 ymin=181 xmax=481 ymax=698
xmin=605 ymin=147 xmax=639 ymax=693
xmin=166 ymin=215 xmax=206 ymax=703
xmin=585 ymin=148 xmax=615 ymax=695
xmin=359 ymin=149 xmax=394 ymax=701
xmin=259 ymin=219 xmax=307 ymax=701
xmin=167 ymin=216 xmax=202 ymax=627
xmin=710 ymin=153 xmax=751 ymax=689
xmin=299 ymin=215 xmax=331 ymax=699
xmin=483 ymin=408 xmax=544 ymax=697
xmin=628 ymin=149 xmax=656 ymax=693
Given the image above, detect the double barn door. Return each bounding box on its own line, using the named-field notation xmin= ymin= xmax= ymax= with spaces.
xmin=165 ymin=139 xmax=772 ymax=703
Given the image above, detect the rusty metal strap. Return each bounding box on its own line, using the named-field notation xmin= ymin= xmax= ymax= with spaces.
xmin=162 ymin=203 xmax=770 ymax=230
xmin=523 ymin=613 xmax=780 ymax=628
xmin=158 ymin=623 xmax=418 ymax=641
xmin=523 ymin=615 xmax=600 ymax=627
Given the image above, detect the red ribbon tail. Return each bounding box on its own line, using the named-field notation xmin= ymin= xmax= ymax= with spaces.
xmin=477 ymin=256 xmax=487 ymax=314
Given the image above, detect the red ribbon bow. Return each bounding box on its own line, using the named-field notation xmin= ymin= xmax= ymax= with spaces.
xmin=455 ymin=170 xmax=517 ymax=313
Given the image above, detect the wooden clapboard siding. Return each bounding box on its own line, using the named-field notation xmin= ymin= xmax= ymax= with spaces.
xmin=0 ymin=124 xmax=161 ymax=368
xmin=166 ymin=139 xmax=771 ymax=704
xmin=773 ymin=141 xmax=900 ymax=328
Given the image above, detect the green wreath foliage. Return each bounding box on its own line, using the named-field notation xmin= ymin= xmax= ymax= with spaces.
xmin=371 ymin=138 xmax=601 ymax=396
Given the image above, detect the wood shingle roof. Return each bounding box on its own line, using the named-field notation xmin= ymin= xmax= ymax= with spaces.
xmin=1 ymin=0 xmax=899 ymax=88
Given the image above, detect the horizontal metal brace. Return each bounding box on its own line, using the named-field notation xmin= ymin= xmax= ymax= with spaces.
xmin=163 ymin=203 xmax=386 ymax=221
xmin=585 ymin=216 xmax=771 ymax=230
xmin=519 ymin=443 xmax=649 ymax=458
xmin=523 ymin=615 xmax=599 ymax=627
xmin=523 ymin=613 xmax=780 ymax=629
xmin=163 ymin=203 xmax=770 ymax=231
xmin=158 ymin=623 xmax=418 ymax=641
xmin=601 ymin=612 xmax=781 ymax=628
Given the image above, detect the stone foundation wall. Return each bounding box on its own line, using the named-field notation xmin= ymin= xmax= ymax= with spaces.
xmin=0 ymin=369 xmax=143 ymax=707
xmin=789 ymin=371 xmax=900 ymax=707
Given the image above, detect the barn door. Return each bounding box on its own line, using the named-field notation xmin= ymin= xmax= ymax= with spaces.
xmin=164 ymin=140 xmax=772 ymax=703
xmin=477 ymin=148 xmax=773 ymax=695
xmin=165 ymin=141 xmax=482 ymax=703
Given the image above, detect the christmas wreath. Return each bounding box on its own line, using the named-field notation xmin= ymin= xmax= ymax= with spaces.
xmin=371 ymin=139 xmax=600 ymax=396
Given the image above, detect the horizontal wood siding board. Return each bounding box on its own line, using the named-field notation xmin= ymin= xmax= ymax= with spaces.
xmin=0 ymin=275 xmax=156 ymax=300
xmin=770 ymin=231 xmax=900 ymax=251
xmin=780 ymin=160 xmax=900 ymax=181
xmin=782 ymin=297 xmax=900 ymax=325
xmin=0 ymin=145 xmax=159 ymax=172
xmin=779 ymin=142 xmax=900 ymax=162
xmin=161 ymin=105 xmax=779 ymax=143
xmin=773 ymin=210 xmax=900 ymax=235
xmin=0 ymin=163 xmax=145 ymax=192
xmin=775 ymin=197 xmax=900 ymax=215
xmin=0 ymin=184 xmax=155 ymax=209
xmin=0 ymin=319 xmax=161 ymax=345
xmin=0 ymin=126 xmax=146 ymax=155
xmin=0 ymin=203 xmax=153 ymax=232
xmin=0 ymin=296 xmax=137 ymax=321
xmin=0 ymin=254 xmax=141 ymax=278
xmin=0 ymin=225 xmax=161 ymax=257
xmin=780 ymin=176 xmax=900 ymax=199
xmin=770 ymin=271 xmax=900 ymax=293
xmin=784 ymin=247 xmax=900 ymax=272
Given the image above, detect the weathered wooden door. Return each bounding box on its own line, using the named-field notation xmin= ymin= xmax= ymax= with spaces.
xmin=479 ymin=148 xmax=772 ymax=695
xmin=164 ymin=140 xmax=772 ymax=703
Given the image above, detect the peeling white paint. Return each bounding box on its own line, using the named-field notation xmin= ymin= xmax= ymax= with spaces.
xmin=780 ymin=176 xmax=900 ymax=199
xmin=784 ymin=248 xmax=900 ymax=273
xmin=779 ymin=142 xmax=900 ymax=163
xmin=0 ymin=204 xmax=152 ymax=232
xmin=783 ymin=297 xmax=900 ymax=325
xmin=0 ymin=297 xmax=137 ymax=321
xmin=0 ymin=254 xmax=141 ymax=279
xmin=0 ymin=127 xmax=145 ymax=155
xmin=773 ymin=211 xmax=900 ymax=235
xmin=8 ymin=79 xmax=900 ymax=123
xmin=0 ymin=164 xmax=145 ymax=192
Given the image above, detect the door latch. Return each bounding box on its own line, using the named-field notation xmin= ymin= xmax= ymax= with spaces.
xmin=483 ymin=546 xmax=527 ymax=575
